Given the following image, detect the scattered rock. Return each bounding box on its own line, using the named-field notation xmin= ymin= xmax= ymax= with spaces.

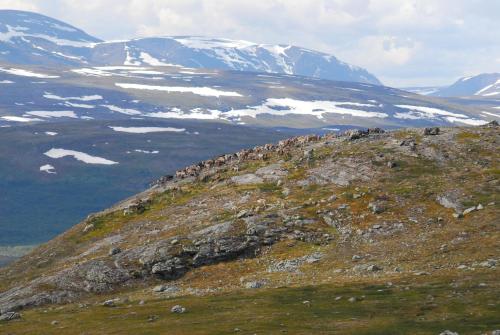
xmin=346 ymin=129 xmax=365 ymax=140
xmin=328 ymin=195 xmax=337 ymax=202
xmin=303 ymin=149 xmax=314 ymax=160
xmin=439 ymin=331 xmax=458 ymax=335
xmin=348 ymin=297 xmax=357 ymax=303
xmin=424 ymin=127 xmax=440 ymax=135
xmin=171 ymin=305 xmax=186 ymax=314
xmin=51 ymin=320 xmax=59 ymax=325
xmin=109 ymin=247 xmax=121 ymax=256
xmin=400 ymin=138 xmax=417 ymax=150
xmin=153 ymin=285 xmax=167 ymax=293
xmin=368 ymin=202 xmax=385 ymax=214
xmin=479 ymin=259 xmax=497 ymax=268
xmin=123 ymin=199 xmax=150 ymax=215
xmin=485 ymin=120 xmax=499 ymax=127
xmin=367 ymin=264 xmax=382 ymax=272
xmin=0 ymin=311 xmax=20 ymax=322
xmin=436 ymin=191 xmax=464 ymax=212
xmin=231 ymin=174 xmax=264 ymax=185
xmin=387 ymin=161 xmax=397 ymax=168
xmin=82 ymin=224 xmax=94 ymax=233
xmin=102 ymin=299 xmax=116 ymax=307
xmin=255 ymin=163 xmax=288 ymax=181
xmin=462 ymin=206 xmax=476 ymax=215
xmin=237 ymin=210 xmax=250 ymax=219
xmin=244 ymin=280 xmax=266 ymax=289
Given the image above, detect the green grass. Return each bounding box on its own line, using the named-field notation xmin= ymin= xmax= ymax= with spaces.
xmin=2 ymin=275 xmax=498 ymax=334
xmin=456 ymin=132 xmax=481 ymax=141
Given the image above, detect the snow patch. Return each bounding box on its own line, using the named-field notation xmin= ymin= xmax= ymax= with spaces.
xmin=148 ymin=108 xmax=222 ymax=120
xmin=115 ymin=83 xmax=243 ymax=97
xmin=43 ymin=93 xmax=103 ymax=101
xmin=445 ymin=117 xmax=488 ymax=126
xmin=395 ymin=105 xmax=487 ymax=125
xmin=481 ymin=111 xmax=500 ymax=118
xmin=26 ymin=110 xmax=77 ymax=118
xmin=133 ymin=149 xmax=159 ymax=154
xmin=101 ymin=105 xmax=142 ymax=116
xmin=0 ymin=67 xmax=59 ymax=78
xmin=44 ymin=148 xmax=118 ymax=165
xmin=139 ymin=52 xmax=178 ymax=66
xmin=1 ymin=116 xmax=42 ymax=122
xmin=109 ymin=126 xmax=185 ymax=133
xmin=225 ymin=98 xmax=387 ymax=120
xmin=40 ymin=164 xmax=56 ymax=174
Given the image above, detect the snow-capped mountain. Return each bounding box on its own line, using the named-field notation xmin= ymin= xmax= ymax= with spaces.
xmin=429 ymin=73 xmax=500 ymax=98
xmin=0 ymin=10 xmax=381 ymax=85
xmin=90 ymin=37 xmax=382 ymax=85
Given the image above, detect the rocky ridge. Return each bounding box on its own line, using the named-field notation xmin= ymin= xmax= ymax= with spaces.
xmin=0 ymin=123 xmax=498 ymax=333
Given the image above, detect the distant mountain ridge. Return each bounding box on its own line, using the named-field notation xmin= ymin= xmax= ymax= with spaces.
xmin=0 ymin=10 xmax=381 ymax=84
xmin=430 ymin=73 xmax=500 ymax=98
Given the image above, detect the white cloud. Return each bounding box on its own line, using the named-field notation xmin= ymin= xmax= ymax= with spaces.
xmin=0 ymin=0 xmax=38 ymax=11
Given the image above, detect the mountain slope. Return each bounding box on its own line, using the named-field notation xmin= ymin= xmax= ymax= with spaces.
xmin=0 ymin=63 xmax=495 ymax=129
xmin=0 ymin=124 xmax=498 ymax=333
xmin=430 ymin=73 xmax=500 ymax=98
xmin=0 ymin=10 xmax=381 ymax=84
xmin=0 ymin=10 xmax=101 ymax=66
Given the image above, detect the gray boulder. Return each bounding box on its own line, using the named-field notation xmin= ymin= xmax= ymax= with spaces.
xmin=436 ymin=191 xmax=464 ymax=212
xmin=244 ymin=280 xmax=266 ymax=289
xmin=171 ymin=305 xmax=186 ymax=313
xmin=424 ymin=127 xmax=440 ymax=135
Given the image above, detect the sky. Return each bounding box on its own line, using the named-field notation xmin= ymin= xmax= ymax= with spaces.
xmin=1 ymin=0 xmax=499 ymax=87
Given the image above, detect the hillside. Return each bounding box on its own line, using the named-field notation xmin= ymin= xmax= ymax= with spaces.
xmin=0 ymin=122 xmax=498 ymax=334
xmin=0 ymin=10 xmax=380 ymax=84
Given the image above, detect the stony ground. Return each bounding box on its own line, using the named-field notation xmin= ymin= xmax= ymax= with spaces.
xmin=0 ymin=124 xmax=498 ymax=334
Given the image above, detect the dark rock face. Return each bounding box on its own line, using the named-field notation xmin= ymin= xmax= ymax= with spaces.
xmin=0 ymin=212 xmax=293 ymax=312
